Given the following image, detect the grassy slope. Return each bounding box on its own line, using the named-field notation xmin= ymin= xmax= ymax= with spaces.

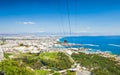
xmin=39 ymin=52 xmax=73 ymax=70
xmin=71 ymin=52 xmax=120 ymax=75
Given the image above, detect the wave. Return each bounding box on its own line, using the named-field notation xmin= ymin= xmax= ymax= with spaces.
xmin=83 ymin=44 xmax=99 ymax=47
xmin=108 ymin=44 xmax=120 ymax=47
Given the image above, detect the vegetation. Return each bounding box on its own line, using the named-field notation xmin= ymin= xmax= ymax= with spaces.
xmin=1 ymin=51 xmax=120 ymax=75
xmin=19 ymin=43 xmax=29 ymax=47
xmin=35 ymin=70 xmax=49 ymax=75
xmin=13 ymin=53 xmax=44 ymax=70
xmin=53 ymin=72 xmax=61 ymax=75
xmin=0 ymin=59 xmax=35 ymax=75
xmin=19 ymin=43 xmax=24 ymax=46
xmin=0 ymin=39 xmax=6 ymax=45
xmin=1 ymin=52 xmax=74 ymax=75
xmin=39 ymin=52 xmax=73 ymax=70
xmin=71 ymin=52 xmax=120 ymax=75
xmin=4 ymin=53 xmax=12 ymax=58
xmin=66 ymin=70 xmax=76 ymax=75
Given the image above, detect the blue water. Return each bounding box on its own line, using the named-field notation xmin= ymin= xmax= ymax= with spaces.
xmin=60 ymin=36 xmax=120 ymax=55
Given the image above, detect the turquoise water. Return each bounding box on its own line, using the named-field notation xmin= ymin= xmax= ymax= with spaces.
xmin=60 ymin=36 xmax=120 ymax=55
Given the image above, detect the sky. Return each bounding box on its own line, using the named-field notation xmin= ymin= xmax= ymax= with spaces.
xmin=0 ymin=0 xmax=120 ymax=35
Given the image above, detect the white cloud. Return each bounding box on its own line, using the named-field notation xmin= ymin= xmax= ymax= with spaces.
xmin=17 ymin=21 xmax=36 ymax=25
xmin=23 ymin=22 xmax=35 ymax=25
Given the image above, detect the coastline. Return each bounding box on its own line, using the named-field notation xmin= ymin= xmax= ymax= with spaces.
xmin=59 ymin=36 xmax=120 ymax=55
xmin=57 ymin=37 xmax=120 ymax=64
xmin=59 ymin=36 xmax=120 ymax=57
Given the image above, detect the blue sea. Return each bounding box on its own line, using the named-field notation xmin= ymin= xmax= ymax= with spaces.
xmin=60 ymin=36 xmax=120 ymax=55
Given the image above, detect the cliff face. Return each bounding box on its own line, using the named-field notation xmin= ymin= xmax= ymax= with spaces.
xmin=0 ymin=48 xmax=4 ymax=61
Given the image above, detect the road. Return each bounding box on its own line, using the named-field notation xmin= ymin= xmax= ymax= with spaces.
xmin=76 ymin=71 xmax=91 ymax=75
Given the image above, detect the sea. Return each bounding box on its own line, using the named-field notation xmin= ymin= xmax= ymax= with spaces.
xmin=60 ymin=36 xmax=120 ymax=55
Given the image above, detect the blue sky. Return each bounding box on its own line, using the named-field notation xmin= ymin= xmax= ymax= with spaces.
xmin=0 ymin=0 xmax=120 ymax=35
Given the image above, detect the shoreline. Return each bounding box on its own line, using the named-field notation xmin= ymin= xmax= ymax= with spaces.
xmin=59 ymin=36 xmax=120 ymax=55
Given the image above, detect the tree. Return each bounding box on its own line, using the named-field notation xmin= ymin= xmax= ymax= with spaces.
xmin=0 ymin=59 xmax=35 ymax=75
